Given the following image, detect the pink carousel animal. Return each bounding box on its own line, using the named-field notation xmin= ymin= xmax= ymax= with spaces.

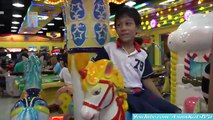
xmin=80 ymin=59 xmax=128 ymax=120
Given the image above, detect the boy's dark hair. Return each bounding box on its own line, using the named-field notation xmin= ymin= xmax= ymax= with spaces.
xmin=134 ymin=37 xmax=143 ymax=46
xmin=59 ymin=53 xmax=68 ymax=66
xmin=166 ymin=52 xmax=170 ymax=59
xmin=21 ymin=52 xmax=29 ymax=59
xmin=21 ymin=48 xmax=28 ymax=53
xmin=114 ymin=6 xmax=142 ymax=28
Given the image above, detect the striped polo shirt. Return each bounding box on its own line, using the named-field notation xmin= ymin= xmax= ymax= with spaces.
xmin=92 ymin=39 xmax=154 ymax=88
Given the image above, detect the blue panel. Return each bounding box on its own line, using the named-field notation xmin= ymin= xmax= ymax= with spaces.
xmin=71 ymin=23 xmax=86 ymax=46
xmin=94 ymin=23 xmax=107 ymax=45
xmin=94 ymin=0 xmax=107 ymax=20
xmin=70 ymin=0 xmax=85 ymax=20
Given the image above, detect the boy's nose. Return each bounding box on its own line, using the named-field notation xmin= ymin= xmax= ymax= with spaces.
xmin=120 ymin=25 xmax=128 ymax=30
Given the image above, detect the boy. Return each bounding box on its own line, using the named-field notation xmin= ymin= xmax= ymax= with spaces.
xmin=92 ymin=6 xmax=181 ymax=113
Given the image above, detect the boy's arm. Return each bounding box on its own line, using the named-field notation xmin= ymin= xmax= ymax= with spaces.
xmin=143 ymin=79 xmax=163 ymax=98
xmin=142 ymin=57 xmax=163 ymax=98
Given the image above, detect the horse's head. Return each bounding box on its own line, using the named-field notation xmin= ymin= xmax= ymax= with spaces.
xmin=80 ymin=59 xmax=128 ymax=120
xmin=10 ymin=96 xmax=49 ymax=120
xmin=24 ymin=55 xmax=43 ymax=90
xmin=168 ymin=12 xmax=213 ymax=52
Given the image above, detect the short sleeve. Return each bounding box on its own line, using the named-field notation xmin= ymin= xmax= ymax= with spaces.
xmin=53 ymin=63 xmax=61 ymax=74
xmin=142 ymin=57 xmax=154 ymax=80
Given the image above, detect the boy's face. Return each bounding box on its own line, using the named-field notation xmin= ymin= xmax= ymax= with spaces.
xmin=115 ymin=15 xmax=138 ymax=43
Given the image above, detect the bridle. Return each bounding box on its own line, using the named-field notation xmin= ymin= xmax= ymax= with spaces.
xmin=83 ymin=80 xmax=115 ymax=111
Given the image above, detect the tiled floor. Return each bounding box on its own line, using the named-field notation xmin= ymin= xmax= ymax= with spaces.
xmin=0 ymin=95 xmax=19 ymax=120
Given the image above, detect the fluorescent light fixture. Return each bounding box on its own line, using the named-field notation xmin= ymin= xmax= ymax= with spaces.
xmin=38 ymin=15 xmax=48 ymax=20
xmin=159 ymin=0 xmax=175 ymax=5
xmin=54 ymin=17 xmax=62 ymax=20
xmin=47 ymin=23 xmax=55 ymax=26
xmin=125 ymin=1 xmax=136 ymax=7
xmin=12 ymin=3 xmax=24 ymax=8
xmin=135 ymin=3 xmax=148 ymax=9
xmin=11 ymin=30 xmax=17 ymax=32
xmin=138 ymin=8 xmax=154 ymax=13
xmin=42 ymin=28 xmax=48 ymax=30
xmin=0 ymin=24 xmax=4 ymax=27
xmin=0 ymin=11 xmax=4 ymax=15
xmin=38 ymin=31 xmax=43 ymax=33
xmin=23 ymin=32 xmax=28 ymax=34
xmin=12 ymin=21 xmax=20 ymax=25
xmin=12 ymin=14 xmax=22 ymax=18
xmin=109 ymin=21 xmax=114 ymax=25
xmin=11 ymin=26 xmax=18 ymax=29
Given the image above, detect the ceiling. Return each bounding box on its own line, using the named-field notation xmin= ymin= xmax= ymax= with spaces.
xmin=0 ymin=0 xmax=211 ymax=37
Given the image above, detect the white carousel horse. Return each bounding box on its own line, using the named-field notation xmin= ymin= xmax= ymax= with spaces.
xmin=10 ymin=55 xmax=49 ymax=120
xmin=80 ymin=60 xmax=128 ymax=120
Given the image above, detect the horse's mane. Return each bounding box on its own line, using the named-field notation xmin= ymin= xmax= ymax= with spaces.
xmin=24 ymin=55 xmax=43 ymax=92
xmin=81 ymin=60 xmax=128 ymax=111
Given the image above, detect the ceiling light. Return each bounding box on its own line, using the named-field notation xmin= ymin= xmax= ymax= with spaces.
xmin=47 ymin=23 xmax=55 ymax=26
xmin=0 ymin=11 xmax=4 ymax=15
xmin=12 ymin=21 xmax=20 ymax=25
xmin=109 ymin=21 xmax=114 ymax=25
xmin=42 ymin=28 xmax=48 ymax=30
xmin=38 ymin=31 xmax=43 ymax=34
xmin=135 ymin=3 xmax=148 ymax=9
xmin=12 ymin=2 xmax=24 ymax=8
xmin=38 ymin=15 xmax=48 ymax=20
xmin=11 ymin=26 xmax=18 ymax=29
xmin=62 ymin=28 xmax=65 ymax=31
xmin=23 ymin=32 xmax=28 ymax=34
xmin=138 ymin=8 xmax=155 ymax=13
xmin=11 ymin=30 xmax=17 ymax=32
xmin=12 ymin=14 xmax=22 ymax=18
xmin=159 ymin=0 xmax=175 ymax=5
xmin=0 ymin=24 xmax=5 ymax=27
xmin=54 ymin=17 xmax=62 ymax=20
xmin=125 ymin=1 xmax=136 ymax=7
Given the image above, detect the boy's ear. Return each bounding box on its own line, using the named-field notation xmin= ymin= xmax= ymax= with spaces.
xmin=22 ymin=56 xmax=28 ymax=61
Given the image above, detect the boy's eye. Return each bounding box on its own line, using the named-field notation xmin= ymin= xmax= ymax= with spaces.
xmin=116 ymin=24 xmax=120 ymax=27
xmin=126 ymin=22 xmax=132 ymax=26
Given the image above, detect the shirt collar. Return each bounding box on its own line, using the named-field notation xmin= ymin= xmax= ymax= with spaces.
xmin=116 ymin=38 xmax=141 ymax=52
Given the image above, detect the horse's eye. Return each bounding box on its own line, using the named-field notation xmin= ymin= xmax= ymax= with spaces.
xmin=93 ymin=88 xmax=101 ymax=95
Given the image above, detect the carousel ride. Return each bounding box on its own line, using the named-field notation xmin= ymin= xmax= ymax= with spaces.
xmin=168 ymin=11 xmax=213 ymax=112
xmin=9 ymin=0 xmax=213 ymax=119
xmin=10 ymin=56 xmax=50 ymax=120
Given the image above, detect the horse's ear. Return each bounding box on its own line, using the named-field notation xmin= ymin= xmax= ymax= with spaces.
xmin=104 ymin=61 xmax=113 ymax=76
xmin=22 ymin=56 xmax=28 ymax=61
